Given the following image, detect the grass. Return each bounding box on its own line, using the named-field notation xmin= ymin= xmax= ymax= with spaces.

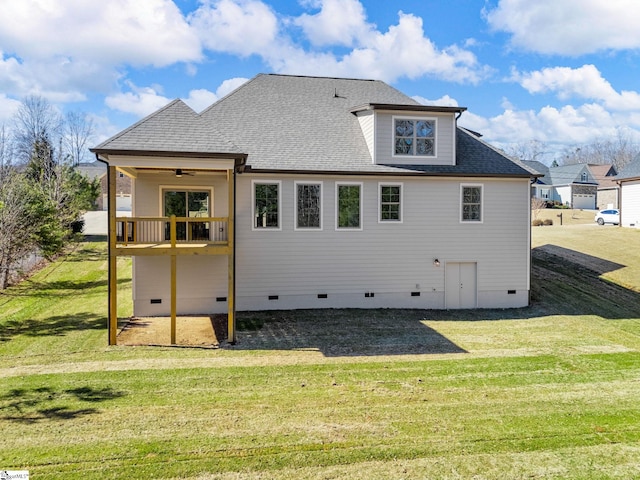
xmin=1 ymin=227 xmax=640 ymax=479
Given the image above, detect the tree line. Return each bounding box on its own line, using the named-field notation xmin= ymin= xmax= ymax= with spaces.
xmin=0 ymin=96 xmax=99 ymax=289
xmin=505 ymin=129 xmax=640 ymax=170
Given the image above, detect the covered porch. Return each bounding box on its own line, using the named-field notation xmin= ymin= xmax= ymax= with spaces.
xmin=96 ymin=153 xmax=246 ymax=346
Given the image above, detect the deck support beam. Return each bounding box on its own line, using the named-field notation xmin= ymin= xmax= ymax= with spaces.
xmin=107 ymin=166 xmax=118 ymax=345
xmin=227 ymin=169 xmax=236 ymax=344
xmin=170 ymin=215 xmax=177 ymax=344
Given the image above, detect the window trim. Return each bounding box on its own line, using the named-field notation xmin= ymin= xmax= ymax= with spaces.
xmin=460 ymin=183 xmax=483 ymax=224
xmin=378 ymin=182 xmax=403 ymax=223
xmin=294 ymin=181 xmax=323 ymax=231
xmin=252 ymin=180 xmax=282 ymax=231
xmin=392 ymin=115 xmax=437 ymax=158
xmin=335 ymin=181 xmax=363 ymax=231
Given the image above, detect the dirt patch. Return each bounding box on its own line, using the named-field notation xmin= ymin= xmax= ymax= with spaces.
xmin=117 ymin=315 xmax=227 ymax=347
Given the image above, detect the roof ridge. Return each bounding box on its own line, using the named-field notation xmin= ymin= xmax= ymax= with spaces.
xmin=263 ymin=73 xmax=381 ymax=82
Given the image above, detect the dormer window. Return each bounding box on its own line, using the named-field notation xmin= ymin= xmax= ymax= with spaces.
xmin=581 ymin=172 xmax=588 ymax=182
xmin=394 ymin=117 xmax=436 ymax=156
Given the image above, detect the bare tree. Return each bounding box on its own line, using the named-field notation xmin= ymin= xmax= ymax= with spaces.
xmin=531 ymin=196 xmax=547 ymax=221
xmin=64 ymin=110 xmax=94 ymax=165
xmin=12 ymin=96 xmax=63 ymax=165
xmin=0 ymin=124 xmax=11 ymax=182
xmin=560 ymin=128 xmax=640 ymax=170
xmin=506 ymin=139 xmax=551 ymax=164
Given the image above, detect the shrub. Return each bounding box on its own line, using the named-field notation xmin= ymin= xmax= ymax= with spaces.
xmin=543 ymin=219 xmax=553 ymax=226
xmin=532 ymin=219 xmax=544 ymax=226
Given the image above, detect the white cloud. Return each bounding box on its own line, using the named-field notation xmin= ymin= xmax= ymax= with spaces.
xmin=273 ymin=11 xmax=489 ymax=84
xmin=183 ymin=89 xmax=218 ymax=113
xmin=460 ymin=102 xmax=640 ymax=156
xmin=413 ymin=95 xmax=459 ymax=107
xmin=0 ymin=1 xmax=200 ymax=103
xmin=215 ymin=77 xmax=250 ymax=98
xmin=190 ymin=1 xmax=488 ymax=84
xmin=514 ymin=65 xmax=640 ymax=111
xmin=105 ymin=82 xmax=171 ymax=118
xmin=182 ymin=77 xmax=249 ymax=112
xmin=294 ymin=0 xmax=373 ymax=47
xmin=485 ymin=0 xmax=640 ymax=55
xmin=0 ymin=0 xmax=201 ymax=67
xmin=189 ymin=0 xmax=279 ymax=57
xmin=108 ymin=77 xmax=251 ymax=118
xmin=0 ymin=51 xmax=101 ymax=102
xmin=0 ymin=94 xmax=21 ymax=124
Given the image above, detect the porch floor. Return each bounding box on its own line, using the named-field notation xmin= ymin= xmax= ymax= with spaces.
xmin=117 ymin=315 xmax=227 ymax=347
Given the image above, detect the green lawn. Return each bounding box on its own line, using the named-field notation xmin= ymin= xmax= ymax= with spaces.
xmin=1 ymin=228 xmax=640 ymax=479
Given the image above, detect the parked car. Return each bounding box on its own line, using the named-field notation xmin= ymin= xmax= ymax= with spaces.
xmin=595 ymin=209 xmax=620 ymax=225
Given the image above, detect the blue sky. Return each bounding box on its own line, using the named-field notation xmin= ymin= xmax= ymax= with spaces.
xmin=1 ymin=0 xmax=639 ymax=164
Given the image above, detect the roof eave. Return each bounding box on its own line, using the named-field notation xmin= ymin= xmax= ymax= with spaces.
xmin=350 ymin=103 xmax=467 ymax=115
xmin=90 ymin=148 xmax=247 ymax=160
xmin=244 ymin=166 xmax=533 ymax=178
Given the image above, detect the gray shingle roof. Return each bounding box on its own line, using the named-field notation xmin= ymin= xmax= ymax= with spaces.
xmin=92 ymin=99 xmax=243 ymax=155
xmin=547 ymin=164 xmax=596 ymax=185
xmin=523 ymin=161 xmax=550 ymax=183
xmin=201 ymin=74 xmax=419 ymax=172
xmin=397 ymin=128 xmax=541 ymax=176
xmin=92 ymin=73 xmax=534 ymax=178
xmin=617 ymin=156 xmax=640 ymax=181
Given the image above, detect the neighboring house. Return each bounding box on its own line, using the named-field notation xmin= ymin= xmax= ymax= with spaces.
xmin=91 ymin=74 xmax=538 ymax=344
xmin=77 ymin=161 xmax=132 ymax=211
xmin=527 ymin=162 xmax=598 ymax=209
xmin=589 ymin=164 xmax=618 ymax=210
xmin=617 ymin=157 xmax=640 ymax=227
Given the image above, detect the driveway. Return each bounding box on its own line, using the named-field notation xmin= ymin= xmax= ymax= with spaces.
xmin=82 ymin=211 xmax=131 ymax=236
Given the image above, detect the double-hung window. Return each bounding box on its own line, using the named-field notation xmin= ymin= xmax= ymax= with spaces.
xmin=461 ymin=184 xmax=482 ymax=222
xmin=379 ymin=183 xmax=402 ymax=222
xmin=295 ymin=181 xmax=322 ymax=230
xmin=394 ymin=117 xmax=436 ymax=156
xmin=253 ymin=180 xmax=281 ymax=229
xmin=336 ymin=182 xmax=362 ymax=230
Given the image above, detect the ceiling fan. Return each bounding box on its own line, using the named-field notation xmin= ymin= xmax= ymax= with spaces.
xmin=175 ymin=169 xmax=195 ymax=177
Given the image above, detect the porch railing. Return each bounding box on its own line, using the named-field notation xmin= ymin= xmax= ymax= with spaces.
xmin=115 ymin=216 xmax=229 ymax=245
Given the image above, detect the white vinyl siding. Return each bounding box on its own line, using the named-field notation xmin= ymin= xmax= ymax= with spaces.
xmin=621 ymin=180 xmax=640 ymax=227
xmin=555 ymin=185 xmax=571 ymax=206
xmin=130 ymin=171 xmax=531 ymax=315
xmin=234 ymin=175 xmax=530 ymax=308
xmin=357 ymin=110 xmax=375 ymax=161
